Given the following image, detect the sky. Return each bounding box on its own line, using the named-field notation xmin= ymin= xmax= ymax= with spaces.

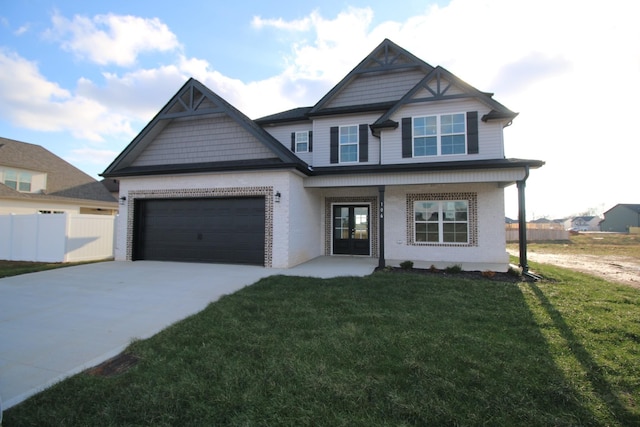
xmin=1 ymin=0 xmax=638 ymax=220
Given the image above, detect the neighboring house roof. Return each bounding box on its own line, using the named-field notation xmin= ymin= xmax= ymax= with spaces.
xmin=603 ymin=204 xmax=640 ymax=215
xmin=100 ymin=178 xmax=120 ymax=193
xmin=0 ymin=137 xmax=116 ymax=204
xmin=102 ymin=78 xmax=310 ymax=178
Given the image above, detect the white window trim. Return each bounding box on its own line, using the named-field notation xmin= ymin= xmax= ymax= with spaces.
xmin=339 ymin=124 xmax=359 ymax=164
xmin=414 ymin=200 xmax=469 ymax=244
xmin=406 ymin=192 xmax=478 ymax=247
xmin=412 ymin=113 xmax=467 ymax=157
xmin=295 ymin=131 xmax=309 ymax=153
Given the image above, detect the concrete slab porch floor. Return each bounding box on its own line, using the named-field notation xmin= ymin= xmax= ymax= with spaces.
xmin=0 ymin=256 xmax=377 ymax=411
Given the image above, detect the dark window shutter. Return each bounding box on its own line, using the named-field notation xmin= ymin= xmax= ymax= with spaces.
xmin=330 ymin=127 xmax=339 ymax=164
xmin=359 ymin=124 xmax=368 ymax=162
xmin=308 ymin=131 xmax=313 ymax=152
xmin=290 ymin=132 xmax=296 ymax=152
xmin=402 ymin=117 xmax=412 ymax=158
xmin=467 ymin=111 xmax=479 ymax=154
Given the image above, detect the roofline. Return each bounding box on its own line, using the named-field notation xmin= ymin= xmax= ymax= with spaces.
xmin=309 ymin=158 xmax=544 ymax=176
xmin=103 ymin=78 xmax=308 ymax=176
xmin=309 ymin=39 xmax=434 ymax=115
xmin=101 ymin=159 xmax=311 ymax=178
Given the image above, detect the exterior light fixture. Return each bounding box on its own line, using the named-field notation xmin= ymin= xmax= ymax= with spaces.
xmin=275 ymin=191 xmax=281 ymax=203
xmin=119 ymin=196 xmax=127 ymax=205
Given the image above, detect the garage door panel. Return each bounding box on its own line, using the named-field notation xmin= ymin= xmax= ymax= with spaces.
xmin=134 ymin=197 xmax=265 ymax=265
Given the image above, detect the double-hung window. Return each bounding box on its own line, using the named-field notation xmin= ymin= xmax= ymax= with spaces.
xmin=3 ymin=170 xmax=32 ymax=192
xmin=414 ymin=200 xmax=469 ymax=243
xmin=295 ymin=131 xmax=309 ymax=153
xmin=339 ymin=125 xmax=358 ymax=163
xmin=413 ymin=113 xmax=466 ymax=156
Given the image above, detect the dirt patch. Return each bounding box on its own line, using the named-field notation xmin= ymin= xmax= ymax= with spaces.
xmin=508 ymin=250 xmax=640 ymax=288
xmin=85 ymin=352 xmax=140 ymax=377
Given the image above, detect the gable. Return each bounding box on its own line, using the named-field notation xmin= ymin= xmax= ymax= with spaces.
xmin=310 ymin=39 xmax=434 ymax=115
xmin=103 ymin=79 xmax=307 ymax=177
xmin=374 ymin=67 xmax=518 ymax=127
xmin=131 ymin=114 xmax=277 ymax=167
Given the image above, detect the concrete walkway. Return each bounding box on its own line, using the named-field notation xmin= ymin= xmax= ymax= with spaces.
xmin=0 ymin=257 xmax=377 ymax=410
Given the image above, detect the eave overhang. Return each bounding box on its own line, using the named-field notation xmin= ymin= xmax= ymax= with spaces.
xmin=101 ymin=159 xmax=311 ymax=178
xmin=309 ymin=158 xmax=544 ymax=176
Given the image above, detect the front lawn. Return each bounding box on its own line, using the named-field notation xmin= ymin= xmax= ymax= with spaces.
xmin=4 ymin=264 xmax=639 ymax=426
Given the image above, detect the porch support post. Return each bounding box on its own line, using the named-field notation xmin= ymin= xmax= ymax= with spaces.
xmin=517 ymin=166 xmax=530 ymax=273
xmin=378 ymin=185 xmax=386 ymax=268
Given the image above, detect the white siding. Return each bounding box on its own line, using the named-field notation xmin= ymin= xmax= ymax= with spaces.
xmin=304 ymin=168 xmax=527 ymax=188
xmin=263 ymin=123 xmax=313 ymax=165
xmin=312 ymin=113 xmax=381 ymax=167
xmin=132 ymin=114 xmax=276 ymax=167
xmin=325 ymin=69 xmax=426 ymax=109
xmin=382 ymin=98 xmax=505 ymax=164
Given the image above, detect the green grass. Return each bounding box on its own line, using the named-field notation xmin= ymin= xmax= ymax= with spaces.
xmin=0 ymin=260 xmax=109 ymax=278
xmin=4 ymin=264 xmax=639 ymax=426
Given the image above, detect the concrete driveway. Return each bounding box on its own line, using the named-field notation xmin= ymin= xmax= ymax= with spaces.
xmin=0 ymin=257 xmax=377 ymax=410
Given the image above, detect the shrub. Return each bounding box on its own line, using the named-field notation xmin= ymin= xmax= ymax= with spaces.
xmin=399 ymin=260 xmax=414 ymax=270
xmin=429 ymin=264 xmax=439 ymax=272
xmin=445 ymin=264 xmax=462 ymax=274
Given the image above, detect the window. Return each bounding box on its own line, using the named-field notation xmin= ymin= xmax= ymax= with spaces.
xmin=3 ymin=170 xmax=32 ymax=192
xmin=413 ymin=113 xmax=466 ymax=156
xmin=339 ymin=125 xmax=358 ymax=163
xmin=414 ymin=200 xmax=469 ymax=243
xmin=295 ymin=131 xmax=309 ymax=153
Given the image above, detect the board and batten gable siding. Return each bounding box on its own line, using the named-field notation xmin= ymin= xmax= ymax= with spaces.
xmin=263 ymin=123 xmax=313 ymax=165
xmin=311 ymin=113 xmax=381 ymax=167
xmin=381 ymin=99 xmax=505 ymax=165
xmin=132 ymin=114 xmax=277 ymax=167
xmin=324 ymin=69 xmax=427 ymax=109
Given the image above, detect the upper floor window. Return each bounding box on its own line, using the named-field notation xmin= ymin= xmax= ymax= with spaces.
xmin=413 ymin=113 xmax=466 ymax=157
xmin=295 ymin=131 xmax=309 ymax=153
xmin=3 ymin=169 xmax=32 ymax=192
xmin=340 ymin=125 xmax=358 ymax=163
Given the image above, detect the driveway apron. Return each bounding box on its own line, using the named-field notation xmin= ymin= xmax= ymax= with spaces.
xmin=0 ymin=257 xmax=376 ymax=410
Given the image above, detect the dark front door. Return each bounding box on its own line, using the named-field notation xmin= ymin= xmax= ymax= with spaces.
xmin=133 ymin=197 xmax=265 ymax=265
xmin=333 ymin=205 xmax=370 ymax=255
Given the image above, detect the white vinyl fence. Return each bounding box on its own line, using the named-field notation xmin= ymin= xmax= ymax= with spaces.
xmin=0 ymin=213 xmax=116 ymax=262
xmin=506 ymin=228 xmax=569 ymax=242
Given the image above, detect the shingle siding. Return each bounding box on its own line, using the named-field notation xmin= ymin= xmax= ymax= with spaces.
xmin=132 ymin=114 xmax=277 ymax=167
xmin=325 ymin=69 xmax=426 ymax=109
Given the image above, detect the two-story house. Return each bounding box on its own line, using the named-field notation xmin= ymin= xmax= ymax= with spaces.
xmin=102 ymin=39 xmax=543 ymax=272
xmin=1 ymin=137 xmax=118 ymax=215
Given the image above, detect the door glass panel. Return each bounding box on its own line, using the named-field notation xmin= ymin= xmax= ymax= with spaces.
xmin=354 ymin=207 xmax=368 ymax=240
xmin=334 ymin=207 xmax=350 ymax=239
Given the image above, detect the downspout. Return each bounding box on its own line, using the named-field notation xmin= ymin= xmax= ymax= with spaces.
xmin=378 ymin=185 xmax=386 ymax=269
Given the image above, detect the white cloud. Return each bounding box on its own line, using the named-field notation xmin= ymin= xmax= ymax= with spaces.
xmin=66 ymin=147 xmax=121 ymax=166
xmin=0 ymin=48 xmax=134 ymax=141
xmin=251 ymin=14 xmax=313 ymax=31
xmin=46 ymin=12 xmax=181 ymax=66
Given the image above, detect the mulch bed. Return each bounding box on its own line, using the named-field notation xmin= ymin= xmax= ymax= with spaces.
xmin=376 ymin=266 xmax=532 ymax=283
xmin=85 ymin=352 xmax=140 ymax=377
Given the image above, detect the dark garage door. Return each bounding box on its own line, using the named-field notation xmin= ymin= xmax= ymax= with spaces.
xmin=133 ymin=197 xmax=265 ymax=265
